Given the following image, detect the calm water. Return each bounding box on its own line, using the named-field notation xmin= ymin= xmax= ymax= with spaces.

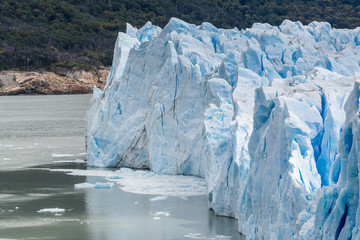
xmin=0 ymin=95 xmax=89 ymax=169
xmin=0 ymin=95 xmax=243 ymax=240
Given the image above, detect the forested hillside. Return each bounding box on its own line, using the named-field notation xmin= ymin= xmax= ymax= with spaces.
xmin=0 ymin=0 xmax=359 ymax=71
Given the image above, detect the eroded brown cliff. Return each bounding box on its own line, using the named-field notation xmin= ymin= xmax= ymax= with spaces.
xmin=0 ymin=68 xmax=108 ymax=95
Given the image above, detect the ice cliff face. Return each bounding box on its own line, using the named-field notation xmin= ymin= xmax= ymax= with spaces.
xmin=86 ymin=18 xmax=360 ymax=239
xmin=239 ymin=78 xmax=355 ymax=239
xmin=299 ymin=81 xmax=360 ymax=240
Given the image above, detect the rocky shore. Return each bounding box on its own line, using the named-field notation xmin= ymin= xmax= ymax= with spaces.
xmin=0 ymin=68 xmax=109 ymax=95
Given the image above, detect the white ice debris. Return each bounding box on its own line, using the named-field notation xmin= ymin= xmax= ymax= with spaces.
xmin=150 ymin=196 xmax=168 ymax=201
xmin=114 ymin=168 xmax=207 ymax=196
xmin=85 ymin=18 xmax=360 ymax=239
xmin=154 ymin=211 xmax=170 ymax=217
xmin=37 ymin=208 xmax=65 ymax=213
xmin=51 ymin=153 xmax=86 ymax=158
xmin=94 ymin=182 xmax=114 ymax=188
xmin=53 ymin=159 xmax=85 ymax=163
xmin=151 ymin=211 xmax=171 ymax=220
xmin=74 ymin=182 xmax=95 ymax=189
xmin=52 ymin=168 xmax=206 ymax=196
xmin=184 ymin=233 xmax=233 ymax=239
xmin=74 ymin=182 xmax=113 ymax=189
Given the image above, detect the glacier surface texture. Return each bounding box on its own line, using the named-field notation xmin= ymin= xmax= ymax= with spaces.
xmin=86 ymin=18 xmax=360 ymax=239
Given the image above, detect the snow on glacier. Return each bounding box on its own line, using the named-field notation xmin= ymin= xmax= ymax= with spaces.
xmin=85 ymin=18 xmax=360 ymax=239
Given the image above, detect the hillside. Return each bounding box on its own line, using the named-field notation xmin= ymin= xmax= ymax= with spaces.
xmin=0 ymin=0 xmax=359 ymax=71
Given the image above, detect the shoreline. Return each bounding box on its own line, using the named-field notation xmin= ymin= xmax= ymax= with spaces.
xmin=0 ymin=69 xmax=109 ymax=95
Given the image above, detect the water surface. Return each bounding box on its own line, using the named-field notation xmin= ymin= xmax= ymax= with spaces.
xmin=0 ymin=95 xmax=89 ymax=169
xmin=0 ymin=94 xmax=243 ymax=240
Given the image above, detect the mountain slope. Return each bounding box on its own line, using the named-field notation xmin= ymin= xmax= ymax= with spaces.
xmin=1 ymin=0 xmax=360 ymax=71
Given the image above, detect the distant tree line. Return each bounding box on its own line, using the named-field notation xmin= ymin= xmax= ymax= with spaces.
xmin=0 ymin=0 xmax=359 ymax=71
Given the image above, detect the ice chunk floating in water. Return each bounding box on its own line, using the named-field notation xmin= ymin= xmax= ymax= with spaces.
xmin=94 ymin=182 xmax=114 ymax=188
xmin=74 ymin=182 xmax=95 ymax=189
xmin=37 ymin=208 xmax=65 ymax=213
xmin=85 ymin=17 xmax=360 ymax=239
xmin=74 ymin=182 xmax=114 ymax=189
xmin=53 ymin=167 xmax=207 ymax=197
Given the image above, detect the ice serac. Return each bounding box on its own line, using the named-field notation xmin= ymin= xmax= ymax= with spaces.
xmin=300 ymin=81 xmax=360 ymax=240
xmin=86 ymin=18 xmax=223 ymax=174
xmin=239 ymin=85 xmax=321 ymax=239
xmin=86 ymin=18 xmax=360 ymax=239
xmin=237 ymin=78 xmax=354 ymax=239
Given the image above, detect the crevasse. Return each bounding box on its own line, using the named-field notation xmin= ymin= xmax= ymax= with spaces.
xmin=85 ymin=18 xmax=360 ymax=239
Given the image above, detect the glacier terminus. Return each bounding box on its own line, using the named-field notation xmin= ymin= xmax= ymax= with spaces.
xmin=85 ymin=18 xmax=360 ymax=239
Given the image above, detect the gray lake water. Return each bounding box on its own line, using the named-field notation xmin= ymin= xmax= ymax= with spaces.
xmin=0 ymin=94 xmax=243 ymax=240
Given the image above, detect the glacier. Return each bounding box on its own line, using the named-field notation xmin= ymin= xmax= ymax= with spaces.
xmin=85 ymin=18 xmax=360 ymax=239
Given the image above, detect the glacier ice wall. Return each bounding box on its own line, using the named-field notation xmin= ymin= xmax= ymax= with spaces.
xmin=299 ymin=81 xmax=360 ymax=240
xmin=86 ymin=18 xmax=360 ymax=239
xmin=238 ymin=79 xmax=354 ymax=239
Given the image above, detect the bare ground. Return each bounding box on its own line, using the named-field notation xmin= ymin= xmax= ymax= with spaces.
xmin=0 ymin=68 xmax=109 ymax=95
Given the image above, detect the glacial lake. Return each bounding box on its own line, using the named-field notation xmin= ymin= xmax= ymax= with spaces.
xmin=0 ymin=94 xmax=243 ymax=240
